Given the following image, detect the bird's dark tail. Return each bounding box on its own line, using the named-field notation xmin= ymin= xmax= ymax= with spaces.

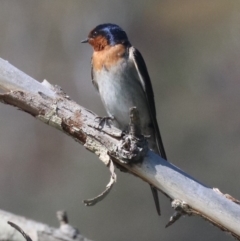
xmin=150 ymin=185 xmax=161 ymax=215
xmin=150 ymin=117 xmax=167 ymax=216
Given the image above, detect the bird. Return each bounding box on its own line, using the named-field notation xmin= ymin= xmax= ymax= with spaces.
xmin=81 ymin=23 xmax=167 ymax=215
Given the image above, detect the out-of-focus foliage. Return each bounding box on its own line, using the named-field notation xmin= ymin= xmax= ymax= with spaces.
xmin=0 ymin=1 xmax=239 ymax=240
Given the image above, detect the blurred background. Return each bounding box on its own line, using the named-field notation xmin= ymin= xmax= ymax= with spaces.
xmin=0 ymin=0 xmax=240 ymax=240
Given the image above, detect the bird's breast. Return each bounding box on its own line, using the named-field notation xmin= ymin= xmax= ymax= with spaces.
xmin=93 ymin=53 xmax=150 ymax=130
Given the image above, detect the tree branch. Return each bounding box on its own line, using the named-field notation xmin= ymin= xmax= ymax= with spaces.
xmin=0 ymin=58 xmax=240 ymax=239
xmin=0 ymin=209 xmax=91 ymax=241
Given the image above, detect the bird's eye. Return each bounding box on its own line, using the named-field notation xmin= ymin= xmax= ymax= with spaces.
xmin=92 ymin=31 xmax=98 ymax=37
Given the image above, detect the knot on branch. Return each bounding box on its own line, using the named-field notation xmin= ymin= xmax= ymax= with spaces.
xmin=56 ymin=210 xmax=80 ymax=239
xmin=117 ymin=107 xmax=148 ymax=163
xmin=166 ymin=199 xmax=192 ymax=228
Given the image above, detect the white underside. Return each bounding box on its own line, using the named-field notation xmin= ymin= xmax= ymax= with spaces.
xmin=94 ymin=59 xmax=150 ymax=130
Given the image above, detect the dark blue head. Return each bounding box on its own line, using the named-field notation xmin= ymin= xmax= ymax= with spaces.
xmin=82 ymin=23 xmax=130 ymax=51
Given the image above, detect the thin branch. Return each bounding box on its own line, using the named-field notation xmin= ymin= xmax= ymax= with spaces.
xmin=0 ymin=209 xmax=91 ymax=241
xmin=0 ymin=58 xmax=240 ymax=239
xmin=8 ymin=221 xmax=33 ymax=241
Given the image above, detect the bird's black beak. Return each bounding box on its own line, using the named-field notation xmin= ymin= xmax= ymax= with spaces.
xmin=81 ymin=38 xmax=89 ymax=43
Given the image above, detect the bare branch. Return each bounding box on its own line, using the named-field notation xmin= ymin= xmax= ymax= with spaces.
xmin=0 ymin=58 xmax=240 ymax=239
xmin=0 ymin=58 xmax=55 ymax=97
xmin=0 ymin=209 xmax=91 ymax=241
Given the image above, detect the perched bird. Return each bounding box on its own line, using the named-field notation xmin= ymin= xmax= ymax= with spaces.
xmin=82 ymin=23 xmax=167 ymax=215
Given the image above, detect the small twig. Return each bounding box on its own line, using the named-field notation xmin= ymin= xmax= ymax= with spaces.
xmin=8 ymin=221 xmax=33 ymax=241
xmin=83 ymin=160 xmax=116 ymax=206
xmin=57 ymin=210 xmax=69 ymax=224
xmin=166 ymin=199 xmax=192 ymax=228
xmin=213 ymin=188 xmax=240 ymax=205
xmin=56 ymin=211 xmax=80 ymax=239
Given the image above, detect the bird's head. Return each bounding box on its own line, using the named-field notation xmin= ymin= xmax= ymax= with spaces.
xmin=81 ymin=23 xmax=129 ymax=51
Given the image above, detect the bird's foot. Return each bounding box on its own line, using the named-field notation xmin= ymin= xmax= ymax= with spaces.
xmin=94 ymin=116 xmax=114 ymax=129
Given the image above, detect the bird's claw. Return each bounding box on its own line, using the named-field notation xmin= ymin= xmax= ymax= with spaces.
xmin=94 ymin=116 xmax=114 ymax=129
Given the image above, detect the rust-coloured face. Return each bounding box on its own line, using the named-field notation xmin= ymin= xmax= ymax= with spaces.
xmin=87 ymin=33 xmax=109 ymax=51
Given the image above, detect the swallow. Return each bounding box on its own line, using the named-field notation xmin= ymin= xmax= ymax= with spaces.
xmin=82 ymin=23 xmax=167 ymax=215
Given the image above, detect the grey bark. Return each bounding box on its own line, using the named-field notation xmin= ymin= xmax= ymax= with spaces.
xmin=0 ymin=209 xmax=92 ymax=241
xmin=0 ymin=58 xmax=240 ymax=240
